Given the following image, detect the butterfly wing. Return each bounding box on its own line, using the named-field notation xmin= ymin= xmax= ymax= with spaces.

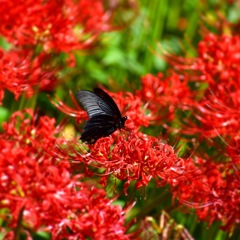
xmin=93 ymin=88 xmax=122 ymax=119
xmin=76 ymin=90 xmax=115 ymax=117
xmin=81 ymin=115 xmax=117 ymax=143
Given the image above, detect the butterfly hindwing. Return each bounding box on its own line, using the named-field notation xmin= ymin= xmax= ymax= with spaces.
xmin=81 ymin=115 xmax=117 ymax=143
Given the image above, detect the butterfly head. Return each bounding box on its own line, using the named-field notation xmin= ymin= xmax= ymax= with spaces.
xmin=117 ymin=116 xmax=127 ymax=129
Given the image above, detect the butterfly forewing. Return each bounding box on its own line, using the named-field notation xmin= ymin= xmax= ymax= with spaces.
xmin=76 ymin=90 xmax=114 ymax=117
xmin=94 ymin=88 xmax=122 ymax=118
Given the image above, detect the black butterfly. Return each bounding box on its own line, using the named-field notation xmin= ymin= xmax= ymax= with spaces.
xmin=76 ymin=88 xmax=127 ymax=144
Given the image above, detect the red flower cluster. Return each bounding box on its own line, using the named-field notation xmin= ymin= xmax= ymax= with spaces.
xmin=136 ymin=72 xmax=193 ymax=124
xmin=109 ymin=90 xmax=151 ymax=130
xmin=69 ymin=133 xmax=208 ymax=195
xmin=177 ymin=157 xmax=240 ymax=231
xmin=192 ymin=34 xmax=240 ymax=139
xmin=163 ymin=34 xmax=240 ymax=140
xmin=67 ymin=132 xmax=240 ymax=230
xmin=0 ymin=0 xmax=120 ymax=104
xmin=141 ymin=34 xmax=240 ymax=229
xmin=0 ymin=109 xmax=130 ymax=239
xmin=0 ymin=49 xmax=58 ymax=104
xmin=0 ymin=0 xmax=110 ymax=52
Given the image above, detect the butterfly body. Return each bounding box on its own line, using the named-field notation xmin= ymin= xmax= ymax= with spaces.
xmin=76 ymin=88 xmax=127 ymax=143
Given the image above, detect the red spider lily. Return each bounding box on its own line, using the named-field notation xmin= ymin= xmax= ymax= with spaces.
xmin=55 ymin=130 xmax=210 ymax=201
xmin=196 ymin=34 xmax=240 ymax=88
xmin=136 ymin=72 xmax=194 ymax=124
xmin=55 ymin=129 xmax=240 ymax=230
xmin=0 ymin=49 xmax=58 ymax=104
xmin=146 ymin=33 xmax=240 ymax=229
xmin=165 ymin=35 xmax=240 ymax=92
xmin=173 ymin=90 xmax=240 ymax=142
xmin=108 ymin=90 xmax=150 ymax=130
xmin=177 ymin=157 xmax=240 ymax=231
xmin=166 ymin=34 xmax=240 ymax=87
xmin=0 ymin=0 xmax=114 ymax=52
xmin=159 ymin=34 xmax=240 ymax=142
xmin=0 ymin=109 xmax=131 ymax=239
